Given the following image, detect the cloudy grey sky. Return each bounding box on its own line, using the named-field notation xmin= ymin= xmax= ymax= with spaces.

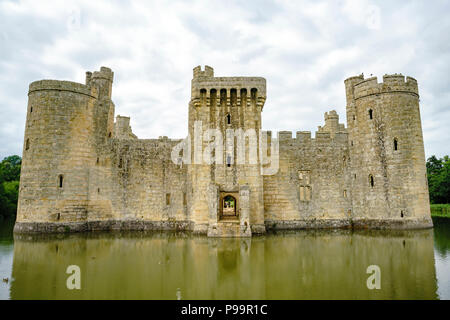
xmin=0 ymin=0 xmax=449 ymax=160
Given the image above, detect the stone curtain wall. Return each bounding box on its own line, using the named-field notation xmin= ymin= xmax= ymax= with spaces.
xmin=263 ymin=119 xmax=352 ymax=229
xmin=106 ymin=138 xmax=188 ymax=223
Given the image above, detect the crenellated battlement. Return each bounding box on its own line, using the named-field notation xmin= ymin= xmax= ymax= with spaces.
xmin=278 ymin=131 xmax=293 ymax=141
xmin=296 ymin=131 xmax=311 ymax=144
xmin=344 ymin=74 xmax=365 ymax=84
xmin=315 ymin=132 xmax=331 ymax=143
xmin=273 ymin=126 xmax=348 ymax=146
xmin=324 ymin=110 xmax=339 ymax=120
xmin=349 ymin=73 xmax=418 ymax=100
xmin=193 ymin=65 xmax=214 ymax=78
xmin=28 ymin=67 xmax=114 ymax=102
xmin=91 ymin=66 xmax=114 ymax=82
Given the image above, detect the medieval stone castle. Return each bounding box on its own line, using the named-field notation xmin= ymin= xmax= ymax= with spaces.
xmin=14 ymin=65 xmax=432 ymax=236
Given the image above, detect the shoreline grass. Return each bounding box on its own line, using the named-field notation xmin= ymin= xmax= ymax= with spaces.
xmin=431 ymin=204 xmax=450 ymax=218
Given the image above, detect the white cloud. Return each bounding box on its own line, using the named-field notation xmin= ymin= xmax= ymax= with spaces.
xmin=342 ymin=0 xmax=381 ymax=30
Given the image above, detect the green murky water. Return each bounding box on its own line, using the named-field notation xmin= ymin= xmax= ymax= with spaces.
xmin=0 ymin=217 xmax=449 ymax=299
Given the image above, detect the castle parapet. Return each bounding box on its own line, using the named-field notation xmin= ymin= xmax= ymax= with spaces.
xmin=191 ymin=66 xmax=266 ymax=107
xmin=29 ymin=80 xmax=98 ymax=99
xmin=278 ymin=131 xmax=293 ymax=141
xmin=193 ymin=65 xmax=214 ymax=78
xmin=296 ymin=131 xmax=311 ymax=144
xmin=344 ymin=74 xmax=364 ymax=102
xmin=352 ymin=74 xmax=418 ymax=100
xmin=91 ymin=66 xmax=114 ymax=82
xmin=315 ymin=132 xmax=331 ymax=143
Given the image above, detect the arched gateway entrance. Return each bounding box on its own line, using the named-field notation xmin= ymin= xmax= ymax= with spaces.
xmin=223 ymin=195 xmax=236 ymax=215
xmin=220 ymin=192 xmax=239 ymax=220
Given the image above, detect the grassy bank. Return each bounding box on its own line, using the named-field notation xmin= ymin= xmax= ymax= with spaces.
xmin=431 ymin=204 xmax=450 ymax=218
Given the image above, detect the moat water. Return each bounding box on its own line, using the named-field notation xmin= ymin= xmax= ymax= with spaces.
xmin=0 ymin=217 xmax=449 ymax=299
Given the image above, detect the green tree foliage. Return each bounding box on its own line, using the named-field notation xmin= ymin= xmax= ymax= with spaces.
xmin=0 ymin=155 xmax=21 ymax=218
xmin=427 ymin=155 xmax=450 ymax=204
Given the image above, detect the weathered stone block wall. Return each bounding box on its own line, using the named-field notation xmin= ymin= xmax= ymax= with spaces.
xmin=263 ymin=128 xmax=351 ymax=228
xmin=103 ymin=137 xmax=188 ymax=222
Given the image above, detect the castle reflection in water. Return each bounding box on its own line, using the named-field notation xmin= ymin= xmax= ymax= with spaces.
xmin=10 ymin=229 xmax=437 ymax=299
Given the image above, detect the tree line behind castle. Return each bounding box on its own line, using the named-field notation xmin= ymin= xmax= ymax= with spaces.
xmin=0 ymin=155 xmax=20 ymax=218
xmin=0 ymin=154 xmax=448 ymax=219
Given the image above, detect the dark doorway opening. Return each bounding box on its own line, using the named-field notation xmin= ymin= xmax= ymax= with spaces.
xmin=223 ymin=195 xmax=236 ymax=216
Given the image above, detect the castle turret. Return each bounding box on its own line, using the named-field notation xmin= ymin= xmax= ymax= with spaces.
xmin=317 ymin=110 xmax=346 ymax=138
xmin=114 ymin=115 xmax=137 ymax=139
xmin=345 ymin=73 xmax=432 ymax=228
xmin=90 ymin=66 xmax=114 ymax=98
xmin=16 ymin=80 xmax=99 ymax=230
xmin=90 ymin=67 xmax=115 ymax=144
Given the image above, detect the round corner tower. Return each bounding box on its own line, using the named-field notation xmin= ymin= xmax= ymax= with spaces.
xmin=15 ymin=67 xmax=115 ymax=232
xmin=345 ymin=73 xmax=432 ymax=228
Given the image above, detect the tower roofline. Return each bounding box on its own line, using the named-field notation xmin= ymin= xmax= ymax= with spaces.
xmin=191 ymin=65 xmax=266 ymax=99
